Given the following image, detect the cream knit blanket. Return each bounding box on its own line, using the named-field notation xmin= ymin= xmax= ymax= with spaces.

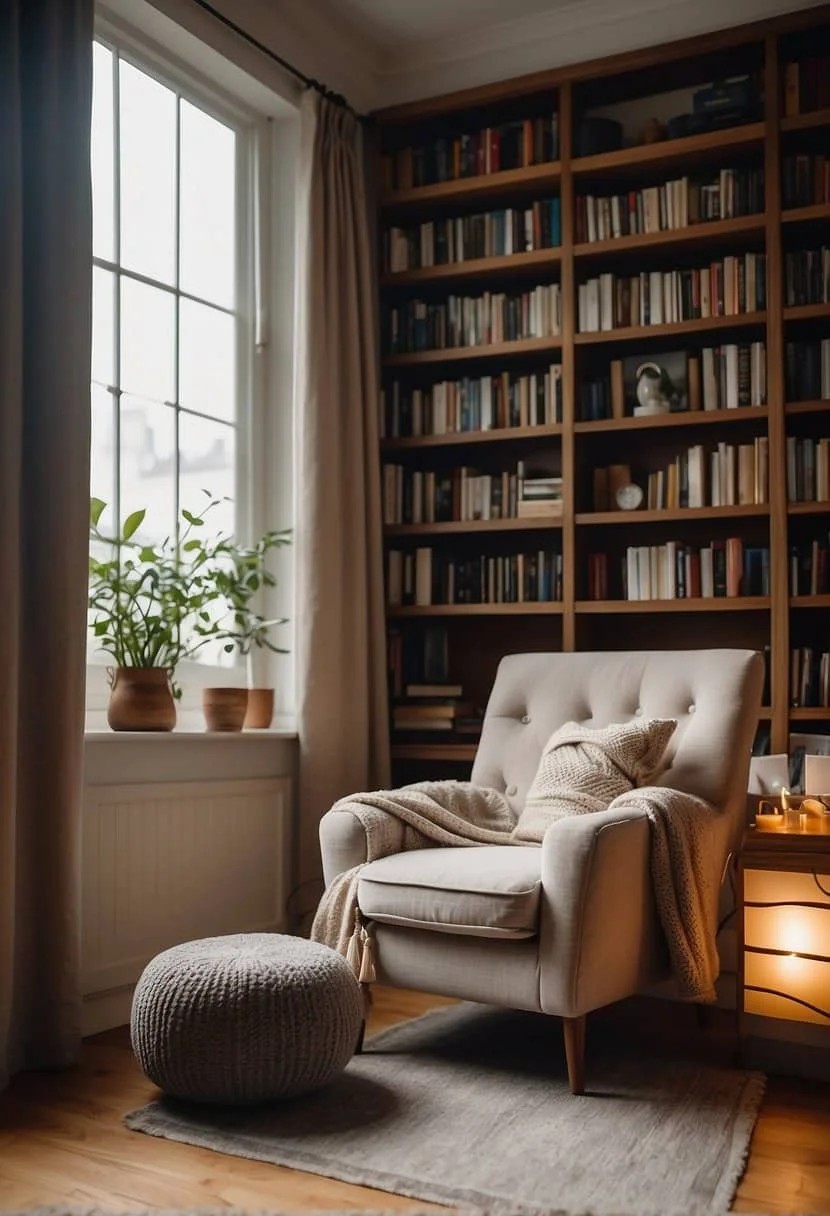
xmin=311 ymin=761 xmax=721 ymax=1002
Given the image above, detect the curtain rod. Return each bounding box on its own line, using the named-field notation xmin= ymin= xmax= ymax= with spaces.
xmin=189 ymin=0 xmax=362 ymax=118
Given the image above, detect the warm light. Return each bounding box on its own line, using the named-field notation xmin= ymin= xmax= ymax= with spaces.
xmin=744 ymin=869 xmax=830 ymax=1026
xmin=780 ymin=786 xmax=791 ymax=810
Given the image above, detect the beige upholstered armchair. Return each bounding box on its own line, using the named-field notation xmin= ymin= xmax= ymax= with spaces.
xmin=319 ymin=649 xmax=763 ymax=1093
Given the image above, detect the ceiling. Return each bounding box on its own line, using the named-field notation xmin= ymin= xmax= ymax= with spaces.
xmin=331 ymin=0 xmax=582 ymax=50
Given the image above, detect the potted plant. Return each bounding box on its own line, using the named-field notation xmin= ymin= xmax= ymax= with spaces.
xmin=88 ymin=498 xmax=226 ymax=730
xmin=206 ymin=527 xmax=291 ymax=731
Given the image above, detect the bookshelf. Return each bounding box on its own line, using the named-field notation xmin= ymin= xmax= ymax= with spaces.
xmin=375 ymin=3 xmax=830 ymax=773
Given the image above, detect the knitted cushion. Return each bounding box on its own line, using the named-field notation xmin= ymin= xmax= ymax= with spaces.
xmin=512 ymin=718 xmax=677 ymax=843
xmin=131 ymin=933 xmax=363 ymax=1104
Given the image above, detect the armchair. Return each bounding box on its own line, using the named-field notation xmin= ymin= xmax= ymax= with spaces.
xmin=319 ymin=649 xmax=763 ymax=1093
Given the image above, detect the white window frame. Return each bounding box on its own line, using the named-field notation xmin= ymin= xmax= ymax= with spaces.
xmin=87 ymin=11 xmax=293 ymax=728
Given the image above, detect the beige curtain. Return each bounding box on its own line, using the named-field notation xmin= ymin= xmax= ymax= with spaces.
xmin=0 ymin=0 xmax=93 ymax=1089
xmin=294 ymin=90 xmax=390 ymax=925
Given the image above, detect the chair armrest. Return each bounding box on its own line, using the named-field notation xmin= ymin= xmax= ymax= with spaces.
xmin=538 ymin=806 xmax=666 ymax=1018
xmin=319 ymin=807 xmax=407 ymax=887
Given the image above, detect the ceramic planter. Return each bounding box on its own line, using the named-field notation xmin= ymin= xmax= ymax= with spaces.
xmin=107 ymin=667 xmax=176 ymax=732
xmin=203 ymin=687 xmax=248 ymax=732
xmin=244 ymin=688 xmax=275 ymax=729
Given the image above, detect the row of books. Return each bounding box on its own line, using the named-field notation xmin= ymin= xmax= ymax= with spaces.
xmin=578 ymin=343 xmax=767 ymax=421
xmin=386 ymin=625 xmax=451 ymax=697
xmin=381 ymin=367 xmax=562 ymax=438
xmin=382 ymin=463 xmax=563 ymax=525
xmin=591 ymin=439 xmax=769 ymax=512
xmin=384 ymin=286 xmax=562 ymax=353
xmin=391 ymin=690 xmax=481 ymax=736
xmin=786 ymin=436 xmax=830 ymax=503
xmin=784 ymin=246 xmax=830 ymax=307
xmin=382 ymin=200 xmax=561 ymax=272
xmin=785 ymin=340 xmax=830 ymax=402
xmin=574 ymin=168 xmax=764 ymax=244
xmin=619 ymin=538 xmax=769 ymax=601
xmin=790 ymin=537 xmax=830 ymax=596
xmin=381 ymin=115 xmax=560 ymax=191
xmin=782 ymin=154 xmax=830 ymax=209
xmin=387 ymin=548 xmax=563 ymax=606
xmin=577 ymin=254 xmax=767 ymax=332
xmin=790 ymin=648 xmax=830 ymax=709
xmin=783 ymin=59 xmax=830 ymax=116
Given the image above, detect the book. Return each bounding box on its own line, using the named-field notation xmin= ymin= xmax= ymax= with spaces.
xmin=406 ymin=683 xmax=463 ymax=698
xmin=384 ymin=285 xmax=562 ymax=354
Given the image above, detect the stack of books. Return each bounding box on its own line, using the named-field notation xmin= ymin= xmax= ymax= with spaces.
xmin=783 ymin=154 xmax=830 ymax=208
xmin=786 ymin=436 xmax=830 ymax=502
xmin=518 ymin=473 xmax=563 ymax=518
xmin=790 ymin=537 xmax=830 ymax=595
xmin=784 ymin=246 xmax=830 ymax=306
xmin=574 ymin=167 xmax=763 ymax=243
xmin=577 ymin=253 xmax=766 ymax=332
xmin=381 ymin=366 xmax=562 ymax=437
xmin=383 ymin=199 xmax=561 ymax=271
xmin=638 ymin=439 xmax=769 ymax=509
xmin=387 ymin=547 xmax=563 ymax=605
xmin=620 ymin=538 xmax=769 ymax=600
xmin=382 ymin=461 xmax=561 ymax=524
xmin=380 ymin=114 xmax=560 ymax=191
xmin=785 ymin=340 xmax=830 ymax=401
xmin=383 ymin=285 xmax=562 ymax=353
xmin=392 ymin=687 xmax=481 ymax=737
xmin=784 ymin=58 xmax=830 ymax=116
xmin=790 ymin=648 xmax=830 ymax=708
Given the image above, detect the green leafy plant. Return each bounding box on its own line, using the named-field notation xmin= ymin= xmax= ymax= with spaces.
xmin=206 ymin=528 xmax=292 ymax=669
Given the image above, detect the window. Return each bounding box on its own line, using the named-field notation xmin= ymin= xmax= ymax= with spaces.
xmin=90 ymin=38 xmax=249 ymax=549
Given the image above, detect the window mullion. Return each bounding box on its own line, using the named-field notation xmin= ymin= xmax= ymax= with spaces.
xmin=113 ymin=46 xmax=122 ymax=530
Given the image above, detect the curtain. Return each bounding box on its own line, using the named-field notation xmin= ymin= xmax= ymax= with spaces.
xmin=294 ymin=90 xmax=390 ymax=925
xmin=0 ymin=0 xmax=93 ymax=1089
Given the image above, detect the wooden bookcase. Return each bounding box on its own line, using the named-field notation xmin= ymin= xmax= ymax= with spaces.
xmin=374 ymin=4 xmax=830 ymax=779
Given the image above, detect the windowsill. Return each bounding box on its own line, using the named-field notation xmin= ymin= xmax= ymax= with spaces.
xmin=85 ymin=711 xmax=298 ymax=740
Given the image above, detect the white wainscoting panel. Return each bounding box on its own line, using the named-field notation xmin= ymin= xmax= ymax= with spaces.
xmin=82 ymin=777 xmax=289 ymax=1033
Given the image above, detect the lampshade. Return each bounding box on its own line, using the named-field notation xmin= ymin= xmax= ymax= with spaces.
xmin=744 ymin=868 xmax=830 ymax=1026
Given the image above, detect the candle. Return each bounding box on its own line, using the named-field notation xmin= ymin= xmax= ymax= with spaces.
xmin=781 ymin=787 xmax=802 ymax=831
xmin=755 ymin=799 xmax=786 ymax=831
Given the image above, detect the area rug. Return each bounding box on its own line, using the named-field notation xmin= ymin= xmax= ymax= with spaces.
xmin=125 ymin=1002 xmax=765 ymax=1216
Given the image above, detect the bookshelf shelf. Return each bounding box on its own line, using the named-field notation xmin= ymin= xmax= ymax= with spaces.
xmin=383 ymin=335 xmax=563 ymax=367
xmin=380 ymin=162 xmax=562 ymax=209
xmin=390 ymin=743 xmax=478 ymax=762
xmin=788 ymin=501 xmax=830 ymax=515
xmin=376 ymin=5 xmax=830 ymax=777
xmin=576 ymin=504 xmax=770 ymax=526
xmin=381 ymin=246 xmax=562 ymax=286
xmin=387 ymin=602 xmax=565 ymax=617
xmin=573 ymin=312 xmax=766 ymax=346
xmin=384 ymin=516 xmax=562 ymax=536
xmin=759 ymin=707 xmax=772 ymax=720
xmin=785 ymin=400 xmax=830 ymax=416
xmin=381 ymin=423 xmax=563 ymax=451
xmin=571 ymin=123 xmax=765 ymax=179
xmin=783 ymin=303 xmax=830 ymax=324
xmin=573 ymin=214 xmax=766 ymax=260
xmin=781 ymin=203 xmax=830 ymax=225
xmin=780 ymin=108 xmax=830 ymax=133
xmin=574 ymin=406 xmax=769 ymax=434
xmin=575 ymin=597 xmax=770 ymax=614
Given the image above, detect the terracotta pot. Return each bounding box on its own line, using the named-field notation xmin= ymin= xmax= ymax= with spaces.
xmin=107 ymin=667 xmax=176 ymax=732
xmin=203 ymin=687 xmax=248 ymax=732
xmin=244 ymin=688 xmax=275 ymax=729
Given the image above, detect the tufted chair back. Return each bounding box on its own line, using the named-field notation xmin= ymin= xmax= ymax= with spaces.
xmin=471 ymin=649 xmax=763 ymax=842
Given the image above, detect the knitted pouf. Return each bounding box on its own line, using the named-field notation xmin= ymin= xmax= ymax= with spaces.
xmin=131 ymin=934 xmax=363 ymax=1105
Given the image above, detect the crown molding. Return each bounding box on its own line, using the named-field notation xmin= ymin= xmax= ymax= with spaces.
xmin=371 ymin=0 xmax=827 ymax=108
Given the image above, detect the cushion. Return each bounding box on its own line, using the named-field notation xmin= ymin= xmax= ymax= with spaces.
xmin=358 ymin=846 xmax=541 ymax=939
xmin=512 ymin=717 xmax=677 ymax=843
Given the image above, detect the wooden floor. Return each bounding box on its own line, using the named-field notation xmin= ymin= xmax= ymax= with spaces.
xmin=0 ymin=987 xmax=828 ymax=1213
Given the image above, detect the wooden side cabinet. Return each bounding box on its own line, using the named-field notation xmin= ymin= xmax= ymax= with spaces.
xmin=737 ymin=828 xmax=830 ymax=1049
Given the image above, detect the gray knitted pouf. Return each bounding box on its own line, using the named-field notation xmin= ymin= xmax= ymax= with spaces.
xmin=131 ymin=934 xmax=363 ymax=1105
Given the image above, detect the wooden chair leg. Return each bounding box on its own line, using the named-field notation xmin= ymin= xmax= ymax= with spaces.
xmin=355 ymin=1020 xmax=366 ymax=1055
xmin=563 ymin=1015 xmax=586 ymax=1095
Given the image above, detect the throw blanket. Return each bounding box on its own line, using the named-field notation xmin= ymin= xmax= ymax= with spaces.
xmin=312 ymin=777 xmax=721 ymax=1003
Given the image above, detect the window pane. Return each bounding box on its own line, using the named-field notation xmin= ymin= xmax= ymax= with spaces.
xmin=179 ymin=413 xmax=235 ymax=538
xmin=120 ymin=395 xmax=176 ymax=542
xmin=90 ymin=384 xmax=116 ymax=516
xmin=120 ymin=61 xmax=176 ymax=284
xmin=180 ymin=100 xmax=236 ymax=308
xmin=92 ymin=266 xmax=115 ymax=386
xmin=120 ymin=277 xmax=175 ymax=403
xmin=92 ymin=43 xmax=115 ymax=261
xmin=179 ymin=299 xmax=236 ymax=421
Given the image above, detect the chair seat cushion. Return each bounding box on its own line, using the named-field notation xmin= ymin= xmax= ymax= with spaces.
xmin=358 ymin=846 xmax=541 ymax=940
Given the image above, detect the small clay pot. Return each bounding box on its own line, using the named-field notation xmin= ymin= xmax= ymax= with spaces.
xmin=107 ymin=667 xmax=176 ymax=731
xmin=244 ymin=688 xmax=274 ymax=729
xmin=203 ymin=688 xmax=248 ymax=732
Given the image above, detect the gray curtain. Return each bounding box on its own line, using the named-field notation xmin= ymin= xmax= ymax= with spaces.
xmin=0 ymin=0 xmax=93 ymax=1088
xmin=294 ymin=90 xmax=390 ymax=925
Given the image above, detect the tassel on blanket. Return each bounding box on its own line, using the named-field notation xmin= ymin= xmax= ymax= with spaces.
xmin=343 ymin=907 xmax=377 ymax=985
xmin=345 ymin=909 xmax=362 ymax=975
xmin=358 ymin=924 xmax=376 ymax=984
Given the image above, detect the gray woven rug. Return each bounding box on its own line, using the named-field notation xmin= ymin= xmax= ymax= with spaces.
xmin=125 ymin=1003 xmax=764 ymax=1216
